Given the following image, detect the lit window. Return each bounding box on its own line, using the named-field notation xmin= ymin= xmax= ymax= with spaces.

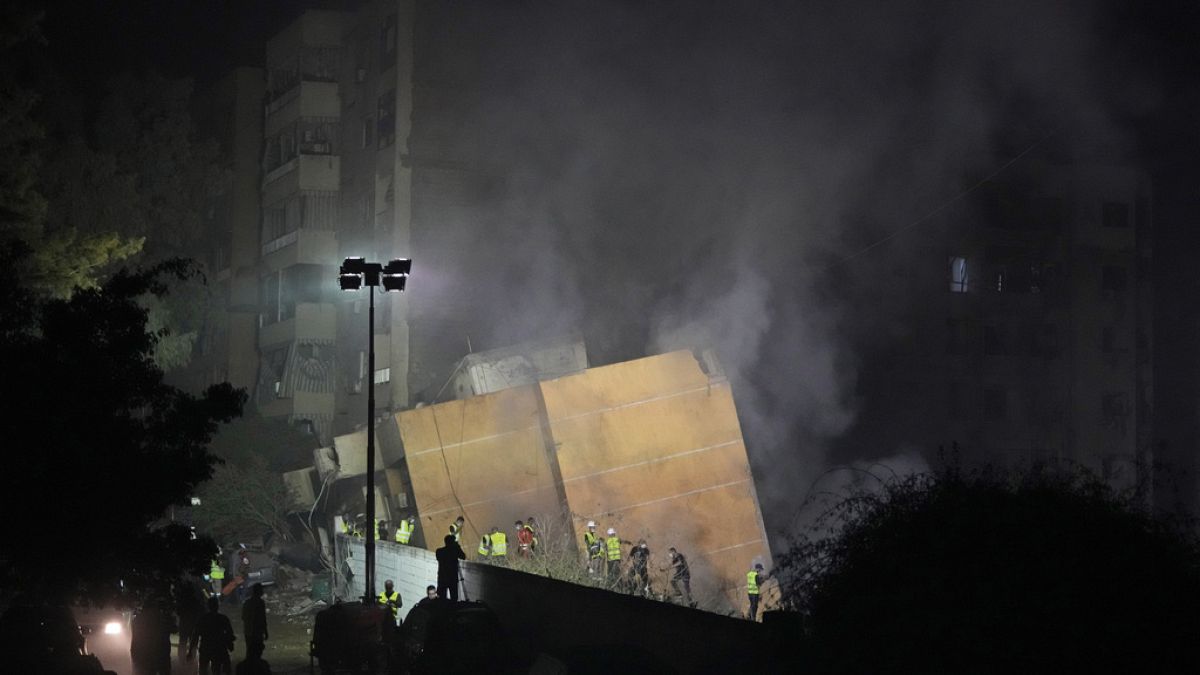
xmin=949 ymin=256 xmax=969 ymax=293
xmin=373 ymin=368 xmax=391 ymax=385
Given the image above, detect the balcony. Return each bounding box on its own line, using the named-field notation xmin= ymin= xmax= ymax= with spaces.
xmin=260 ymin=227 xmax=337 ymax=273
xmin=265 ymin=80 xmax=340 ymax=134
xmin=259 ymin=302 xmax=337 ymax=349
xmin=263 ymin=154 xmax=340 ymax=202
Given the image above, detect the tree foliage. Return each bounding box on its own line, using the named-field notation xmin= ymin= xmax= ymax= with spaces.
xmin=776 ymin=464 xmax=1200 ymax=674
xmin=0 ymin=244 xmax=245 ymax=604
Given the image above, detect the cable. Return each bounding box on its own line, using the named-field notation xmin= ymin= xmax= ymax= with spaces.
xmin=821 ymin=130 xmax=1056 ymax=272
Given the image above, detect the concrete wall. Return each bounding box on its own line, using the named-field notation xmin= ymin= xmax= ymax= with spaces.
xmin=341 ymin=535 xmax=439 ymax=623
xmin=337 ymin=534 xmax=768 ymax=673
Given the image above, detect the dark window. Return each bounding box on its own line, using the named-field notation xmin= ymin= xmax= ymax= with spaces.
xmin=946 ymin=319 xmax=970 ymax=355
xmin=362 ymin=116 xmax=375 ymax=150
xmin=1101 ymin=326 xmax=1116 ymax=353
xmin=378 ymin=91 xmax=396 ymax=148
xmin=984 ymin=387 xmax=1007 ymax=420
xmin=983 ymin=325 xmax=1007 ymax=356
xmin=381 ymin=14 xmax=397 ymax=65
xmin=1102 ymin=265 xmax=1127 ymax=294
xmin=1102 ymin=202 xmax=1130 ymax=228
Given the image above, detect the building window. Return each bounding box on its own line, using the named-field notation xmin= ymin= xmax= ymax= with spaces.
xmin=983 ymin=325 xmax=1007 ymax=356
xmin=381 ymin=14 xmax=397 ymax=64
xmin=374 ymin=367 xmax=391 ymax=385
xmin=949 ymin=256 xmax=969 ymax=293
xmin=984 ymin=387 xmax=1007 ymax=420
xmin=378 ymin=91 xmax=396 ymax=148
xmin=362 ymin=116 xmax=375 ymax=150
xmin=1101 ymin=392 xmax=1129 ymax=436
xmin=1101 ymin=265 xmax=1127 ymax=294
xmin=1101 ymin=326 xmax=1116 ymax=354
xmin=1102 ymin=202 xmax=1130 ymax=228
xmin=946 ymin=319 xmax=970 ymax=356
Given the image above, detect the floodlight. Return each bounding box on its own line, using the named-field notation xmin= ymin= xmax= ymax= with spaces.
xmin=383 ymin=258 xmax=412 ymax=276
xmin=339 ymin=273 xmax=363 ymax=291
xmin=382 ymin=275 xmax=407 ymax=292
xmin=341 ymin=256 xmax=368 ymax=274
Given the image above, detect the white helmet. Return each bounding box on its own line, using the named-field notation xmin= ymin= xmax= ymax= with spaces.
xmin=607 ymin=528 xmax=616 ymax=535
xmin=587 ymin=520 xmax=596 ymax=528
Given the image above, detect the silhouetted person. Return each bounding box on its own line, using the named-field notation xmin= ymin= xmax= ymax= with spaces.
xmin=189 ymin=596 xmax=234 ymax=674
xmin=241 ymin=583 xmax=268 ymax=662
xmin=668 ymin=548 xmax=694 ymax=607
xmin=175 ymin=578 xmax=207 ymax=663
xmin=131 ymin=597 xmax=175 ymax=675
xmin=629 ymin=540 xmax=651 ymax=595
xmin=435 ymin=534 xmax=466 ymax=600
xmin=416 ymin=585 xmax=438 ymax=609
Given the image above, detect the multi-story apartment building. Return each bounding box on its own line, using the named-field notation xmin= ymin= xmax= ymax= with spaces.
xmin=255 ymin=11 xmax=345 ymax=440
xmin=837 ymin=152 xmax=1153 ymax=492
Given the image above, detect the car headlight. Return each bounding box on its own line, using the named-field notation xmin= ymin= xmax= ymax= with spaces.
xmin=104 ymin=622 xmax=122 ymax=635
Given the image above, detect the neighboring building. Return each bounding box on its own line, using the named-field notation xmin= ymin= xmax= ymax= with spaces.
xmin=837 ymin=154 xmax=1153 ymax=493
xmin=255 ymin=10 xmax=345 ymax=440
xmin=451 ymin=335 xmax=589 ymax=399
xmin=186 ymin=66 xmax=265 ymax=393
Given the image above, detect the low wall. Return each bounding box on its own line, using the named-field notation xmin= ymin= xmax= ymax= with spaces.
xmin=338 ymin=535 xmax=769 ymax=673
xmin=339 ymin=535 xmax=439 ymax=622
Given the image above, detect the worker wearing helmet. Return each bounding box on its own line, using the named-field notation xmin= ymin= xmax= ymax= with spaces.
xmin=605 ymin=527 xmax=623 ymax=583
xmin=583 ymin=521 xmax=603 ymax=575
xmin=747 ymin=563 xmax=769 ymax=621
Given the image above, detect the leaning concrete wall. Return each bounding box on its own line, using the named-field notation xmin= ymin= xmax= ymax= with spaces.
xmin=397 ymin=386 xmax=563 ymax=550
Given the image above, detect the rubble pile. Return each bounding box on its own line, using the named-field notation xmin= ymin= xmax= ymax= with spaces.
xmin=266 ymin=563 xmax=329 ymax=623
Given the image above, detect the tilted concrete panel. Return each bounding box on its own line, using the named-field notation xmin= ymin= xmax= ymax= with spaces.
xmin=540 ymin=350 xmax=772 ymax=612
xmin=397 ymin=386 xmax=563 ymax=549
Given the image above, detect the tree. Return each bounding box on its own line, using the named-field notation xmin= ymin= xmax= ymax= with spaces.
xmin=0 ymin=244 xmax=245 ymax=605
xmin=776 ymin=464 xmax=1200 ymax=674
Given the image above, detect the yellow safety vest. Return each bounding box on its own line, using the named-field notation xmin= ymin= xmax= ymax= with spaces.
xmin=395 ymin=520 xmax=414 ymax=544
xmin=210 ymin=561 xmax=225 ymax=581
xmin=450 ymin=522 xmax=462 ymax=542
xmin=490 ymin=531 xmax=508 ymax=556
xmin=378 ymin=590 xmax=401 ymax=618
xmin=606 ymin=536 xmax=621 ymax=561
xmin=584 ymin=532 xmax=602 ymax=558
xmin=747 ymin=570 xmax=760 ymax=595
xmin=478 ymin=535 xmax=490 ymax=556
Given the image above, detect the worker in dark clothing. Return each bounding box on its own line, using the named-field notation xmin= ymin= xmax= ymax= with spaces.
xmin=241 ymin=583 xmax=268 ymax=662
xmin=435 ymin=534 xmax=467 ymax=600
xmin=131 ymin=596 xmax=175 ymax=675
xmin=629 ymin=540 xmax=651 ymax=596
xmin=189 ymin=596 xmax=235 ymax=674
xmin=175 ymin=578 xmax=207 ymax=664
xmin=667 ymin=548 xmax=695 ymax=607
xmin=747 ymin=563 xmax=769 ymax=621
xmin=414 ymin=585 xmax=440 ymax=611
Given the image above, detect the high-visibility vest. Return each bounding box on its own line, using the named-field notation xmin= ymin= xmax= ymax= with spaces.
xmin=584 ymin=532 xmax=602 ymax=558
xmin=378 ymin=590 xmax=401 ymax=618
xmin=478 ymin=535 xmax=490 ymax=556
xmin=747 ymin=570 xmax=760 ymax=595
xmin=606 ymin=536 xmax=621 ymax=561
xmin=396 ymin=520 xmax=414 ymax=544
xmin=450 ymin=522 xmax=462 ymax=542
xmin=210 ymin=561 xmax=225 ymax=581
xmin=490 ymin=532 xmax=508 ymax=556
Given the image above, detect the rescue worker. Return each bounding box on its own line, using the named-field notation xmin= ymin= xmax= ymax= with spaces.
xmin=605 ymin=528 xmax=623 ymax=582
xmin=668 ymin=547 xmax=695 ymax=607
xmin=188 ymin=596 xmax=235 ymax=674
xmin=450 ymin=516 xmax=465 ymax=543
xmin=377 ymin=579 xmax=402 ymax=625
xmin=235 ymin=546 xmax=252 ymax=603
xmin=747 ymin=563 xmax=768 ymax=621
xmin=489 ymin=526 xmax=508 ymax=559
xmin=524 ymin=516 xmax=539 ymax=553
xmin=515 ymin=520 xmax=533 ymax=558
xmin=209 ymin=558 xmax=226 ymax=598
xmin=584 ymin=521 xmax=603 ymax=575
xmin=629 ymin=539 xmax=651 ymax=596
xmin=395 ymin=516 xmax=415 ymax=545
xmin=478 ymin=532 xmax=492 ymax=558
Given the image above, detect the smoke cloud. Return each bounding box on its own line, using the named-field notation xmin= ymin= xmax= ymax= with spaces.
xmin=409 ymin=1 xmax=1142 ymax=538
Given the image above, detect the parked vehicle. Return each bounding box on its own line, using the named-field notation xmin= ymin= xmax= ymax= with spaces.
xmin=310 ymin=600 xmax=389 ymax=674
